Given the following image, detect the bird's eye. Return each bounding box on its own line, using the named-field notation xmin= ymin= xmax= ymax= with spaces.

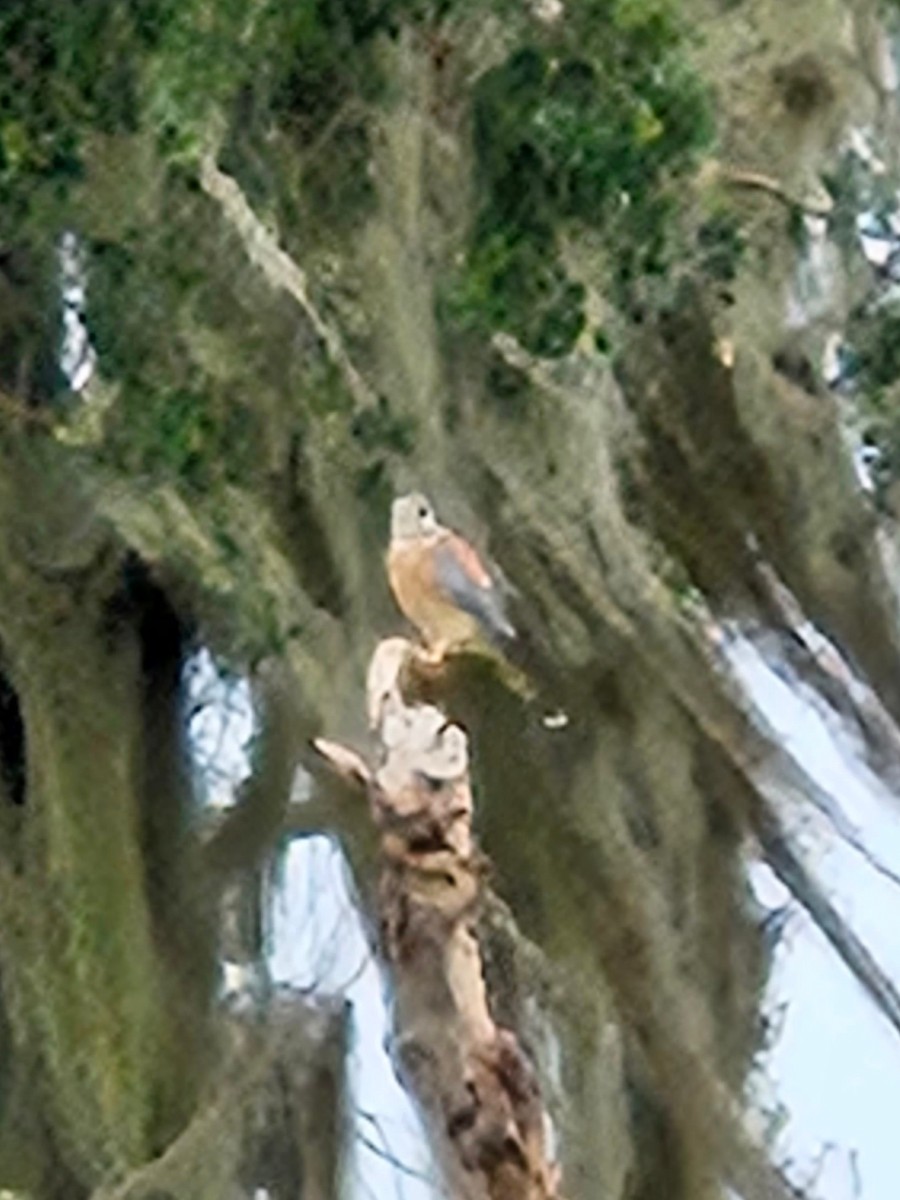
xmin=419 ymin=506 xmax=429 ymax=519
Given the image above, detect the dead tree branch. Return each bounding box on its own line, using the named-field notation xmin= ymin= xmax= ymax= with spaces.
xmin=315 ymin=637 xmax=563 ymax=1200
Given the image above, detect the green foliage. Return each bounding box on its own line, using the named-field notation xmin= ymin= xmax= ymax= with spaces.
xmin=445 ymin=225 xmax=587 ymax=357
xmin=449 ymin=0 xmax=713 ymax=356
xmin=0 ymin=1 xmax=159 ymax=232
xmin=4 ymin=0 xmax=713 ymax=475
xmin=147 ymin=0 xmax=399 ymax=158
xmin=844 ymin=301 xmax=900 ymax=502
xmin=0 ymin=0 xmax=428 ymax=233
xmin=696 ymin=209 xmax=746 ymax=283
xmin=350 ymin=393 xmax=417 ymax=508
xmin=83 ymin=184 xmax=266 ymax=491
xmin=290 ymin=120 xmax=376 ymax=228
xmin=104 ymin=377 xmax=256 ymax=489
xmin=351 ymin=394 xmax=417 ymax=455
xmin=851 ymin=303 xmax=900 ymax=391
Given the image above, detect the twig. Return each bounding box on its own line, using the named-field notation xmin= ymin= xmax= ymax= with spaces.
xmin=758 ymin=815 xmax=900 ymax=1039
xmin=745 ymin=560 xmax=900 ymax=892
xmin=755 ymin=558 xmax=900 ymax=774
xmin=297 ymin=96 xmax=366 ymax=174
xmin=356 ymin=1130 xmax=439 ymax=1187
xmin=312 ymin=738 xmax=373 ymax=788
xmin=708 ymin=161 xmax=833 ymax=216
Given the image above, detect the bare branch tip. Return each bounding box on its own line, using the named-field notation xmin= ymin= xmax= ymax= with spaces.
xmin=311 ymin=737 xmax=372 ymax=788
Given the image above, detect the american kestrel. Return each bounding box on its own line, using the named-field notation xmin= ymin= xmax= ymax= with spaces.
xmin=387 ymin=493 xmax=515 ymax=662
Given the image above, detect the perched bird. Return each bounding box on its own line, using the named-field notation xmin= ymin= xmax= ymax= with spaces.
xmin=387 ymin=493 xmax=515 ymax=662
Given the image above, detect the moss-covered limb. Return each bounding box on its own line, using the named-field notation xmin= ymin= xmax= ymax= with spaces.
xmin=0 ymin=1061 xmax=87 ymax=1200
xmin=0 ymin=592 xmax=199 ymax=1184
xmin=255 ymin=996 xmax=349 ymax=1200
xmin=340 ymin=632 xmax=784 ymax=1200
xmin=705 ymin=162 xmax=834 ymax=216
xmin=89 ymin=998 xmax=348 ymax=1200
xmin=0 ymin=0 xmax=418 ymax=244
xmin=452 ymin=650 xmax=790 ymax=1200
xmin=465 ymin=332 xmax=896 ymax=842
xmin=478 ymin=892 xmax=634 ymax=1198
xmin=0 ymin=441 xmax=208 ymax=1189
xmin=0 ymin=881 xmax=59 ymax=1198
xmin=0 ymin=5 xmax=897 ymax=1200
xmin=481 ymin=0 xmax=900 ymax=713
xmin=95 ymin=483 xmax=349 ymax=696
xmin=611 ymin=296 xmax=900 ymax=716
xmin=645 ymin=305 xmax=900 ymax=720
xmin=416 ymin=338 xmax=871 ymax=1195
xmin=201 ymin=665 xmax=307 ymax=880
xmin=451 ymin=361 xmax=898 ymax=1105
xmin=183 ymin=151 xmax=422 ymax=651
xmin=293 ymin=0 xmax=900 ymax=724
xmin=677 ymin=0 xmax=900 ymax=707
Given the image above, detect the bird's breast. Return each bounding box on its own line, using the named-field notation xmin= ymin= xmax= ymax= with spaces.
xmin=387 ymin=540 xmax=479 ymax=646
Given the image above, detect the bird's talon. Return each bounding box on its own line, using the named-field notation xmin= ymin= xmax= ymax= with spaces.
xmin=416 ymin=644 xmax=448 ymax=669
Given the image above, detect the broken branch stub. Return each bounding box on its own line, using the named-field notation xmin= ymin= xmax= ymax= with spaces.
xmin=316 ymin=637 xmax=563 ymax=1200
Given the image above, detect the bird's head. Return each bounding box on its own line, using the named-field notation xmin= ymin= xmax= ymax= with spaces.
xmin=391 ymin=492 xmax=439 ymax=540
